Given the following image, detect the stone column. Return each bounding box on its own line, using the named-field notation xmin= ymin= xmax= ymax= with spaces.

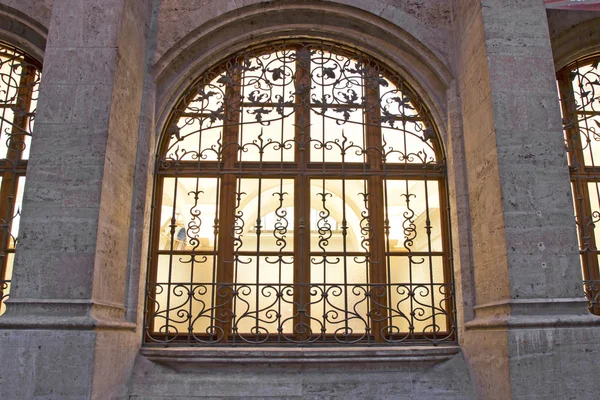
xmin=0 ymin=1 xmax=152 ymax=399
xmin=454 ymin=0 xmax=600 ymax=398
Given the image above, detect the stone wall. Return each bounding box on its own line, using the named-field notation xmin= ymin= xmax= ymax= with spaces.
xmin=0 ymin=0 xmax=152 ymax=398
xmin=547 ymin=8 xmax=600 ymax=69
xmin=129 ymin=348 xmax=475 ymax=399
xmin=0 ymin=0 xmax=598 ymax=399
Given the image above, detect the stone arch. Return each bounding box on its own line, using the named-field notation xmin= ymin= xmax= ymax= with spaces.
xmin=147 ymin=39 xmax=455 ymax=345
xmin=551 ymin=15 xmax=600 ymax=71
xmin=0 ymin=4 xmax=47 ymax=63
xmin=152 ymin=0 xmax=453 ymax=153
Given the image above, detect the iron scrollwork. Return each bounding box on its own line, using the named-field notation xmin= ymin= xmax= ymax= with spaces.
xmin=559 ymin=56 xmax=600 ymax=315
xmin=145 ymin=41 xmax=456 ymax=345
xmin=0 ymin=43 xmax=41 ymax=314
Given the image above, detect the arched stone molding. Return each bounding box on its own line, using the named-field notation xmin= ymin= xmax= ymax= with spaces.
xmin=152 ymin=1 xmax=454 ymax=150
xmin=154 ymin=1 xmax=452 ymax=71
xmin=147 ymin=3 xmax=465 ymax=349
xmin=0 ymin=3 xmax=47 ymax=63
xmin=551 ymin=14 xmax=600 ymax=71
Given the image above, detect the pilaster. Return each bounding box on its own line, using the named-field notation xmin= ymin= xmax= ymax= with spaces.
xmin=453 ymin=0 xmax=600 ymax=398
xmin=0 ymin=1 xmax=153 ymax=398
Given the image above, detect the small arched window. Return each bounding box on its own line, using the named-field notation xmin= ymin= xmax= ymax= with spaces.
xmin=145 ymin=41 xmax=455 ymax=345
xmin=557 ymin=55 xmax=600 ymax=314
xmin=0 ymin=42 xmax=40 ymax=314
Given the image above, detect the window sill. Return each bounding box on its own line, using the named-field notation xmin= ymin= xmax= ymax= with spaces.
xmin=140 ymin=345 xmax=461 ymax=369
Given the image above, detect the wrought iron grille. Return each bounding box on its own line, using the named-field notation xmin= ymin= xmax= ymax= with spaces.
xmin=0 ymin=43 xmax=40 ymax=315
xmin=145 ymin=41 xmax=456 ymax=345
xmin=558 ymin=55 xmax=600 ymax=315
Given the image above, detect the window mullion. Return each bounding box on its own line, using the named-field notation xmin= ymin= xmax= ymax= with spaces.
xmin=215 ymin=69 xmax=242 ymax=341
xmin=293 ymin=46 xmax=312 ymax=341
xmin=364 ymin=65 xmax=387 ymax=342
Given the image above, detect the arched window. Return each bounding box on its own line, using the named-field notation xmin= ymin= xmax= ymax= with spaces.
xmin=0 ymin=42 xmax=40 ymax=314
xmin=557 ymin=55 xmax=600 ymax=314
xmin=145 ymin=41 xmax=455 ymax=345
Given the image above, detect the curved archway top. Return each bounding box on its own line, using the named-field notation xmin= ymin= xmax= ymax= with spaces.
xmin=0 ymin=3 xmax=49 ymax=63
xmin=153 ymin=1 xmax=454 ymax=139
xmin=550 ymin=14 xmax=600 ymax=71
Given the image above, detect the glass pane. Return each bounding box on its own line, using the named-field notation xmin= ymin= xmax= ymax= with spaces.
xmin=237 ymin=49 xmax=297 ymax=163
xmin=233 ymin=255 xmax=294 ymax=336
xmin=241 ymin=49 xmax=297 ymax=107
xmin=571 ymin=182 xmax=583 ymax=250
xmin=9 ymin=176 xmax=25 ymax=248
xmin=380 ymin=78 xmax=420 ymax=119
xmin=311 ymin=50 xmax=364 ymax=109
xmin=156 ymin=254 xmax=214 ymax=284
xmin=310 ymin=256 xmax=369 ymax=337
xmin=165 ymin=75 xmax=226 ymax=162
xmin=158 ymin=177 xmax=219 ymax=252
xmin=232 ymin=178 xmax=294 ymax=254
xmin=153 ymin=255 xmax=215 ymax=336
xmin=310 ymin=109 xmax=365 ymax=163
xmin=309 ymin=179 xmax=370 ymax=338
xmin=21 ymin=79 xmax=38 ymax=160
xmin=386 ymin=179 xmax=443 ymax=252
xmin=166 ymin=48 xmax=301 ymax=165
xmin=0 ymin=50 xmax=38 ymax=161
xmin=0 ymin=253 xmax=14 ymax=316
xmin=166 ymin=121 xmax=223 ymax=162
xmin=382 ymin=125 xmax=437 ymax=164
xmin=0 ymin=107 xmax=15 ymax=160
xmin=310 ymin=179 xmax=368 ymax=253
xmin=238 ymin=107 xmax=295 ymax=162
xmin=379 ymin=78 xmax=436 ymax=164
xmin=579 ymin=114 xmax=600 ymax=167
xmin=186 ymin=76 xmax=227 ymax=113
xmin=388 ymin=256 xmax=449 ymax=335
xmin=587 ymin=181 xmax=600 ymax=250
xmin=571 ymin=61 xmax=600 ymax=113
xmin=0 ymin=55 xmax=22 ymax=103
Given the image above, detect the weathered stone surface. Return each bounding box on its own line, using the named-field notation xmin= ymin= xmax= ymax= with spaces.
xmin=0 ymin=0 xmax=153 ymax=399
xmin=0 ymin=330 xmax=96 ymax=399
xmin=129 ymin=350 xmax=475 ymax=399
xmin=0 ymin=0 xmax=598 ymax=399
xmin=548 ymin=9 xmax=600 ymax=70
xmin=154 ymin=0 xmax=453 ymax=70
xmin=0 ymin=0 xmax=53 ymax=29
xmin=454 ymin=0 xmax=600 ymax=399
xmin=151 ymin=0 xmax=454 ymax=138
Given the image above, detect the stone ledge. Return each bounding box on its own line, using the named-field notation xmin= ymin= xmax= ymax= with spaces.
xmin=140 ymin=345 xmax=462 ymax=369
xmin=466 ymin=297 xmax=600 ymax=330
xmin=465 ymin=314 xmax=600 ymax=330
xmin=0 ymin=315 xmax=136 ymax=331
xmin=0 ymin=298 xmax=136 ymax=331
xmin=473 ymin=297 xmax=591 ymax=316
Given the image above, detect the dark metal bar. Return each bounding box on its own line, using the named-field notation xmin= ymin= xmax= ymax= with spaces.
xmin=293 ymin=45 xmax=312 ymax=342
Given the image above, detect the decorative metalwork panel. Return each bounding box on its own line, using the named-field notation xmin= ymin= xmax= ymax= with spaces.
xmin=558 ymin=55 xmax=600 ymax=315
xmin=145 ymin=42 xmax=455 ymax=345
xmin=0 ymin=43 xmax=40 ymax=315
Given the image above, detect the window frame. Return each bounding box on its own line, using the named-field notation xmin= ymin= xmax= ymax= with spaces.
xmin=557 ymin=53 xmax=600 ymax=314
xmin=0 ymin=42 xmax=41 ymax=312
xmin=144 ymin=41 xmax=456 ymax=346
